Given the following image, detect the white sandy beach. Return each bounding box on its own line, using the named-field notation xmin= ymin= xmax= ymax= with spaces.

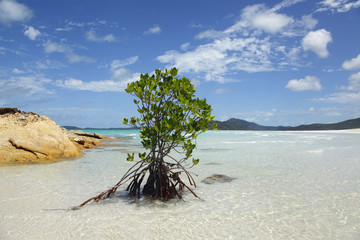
xmin=1 ymin=130 xmax=360 ymax=239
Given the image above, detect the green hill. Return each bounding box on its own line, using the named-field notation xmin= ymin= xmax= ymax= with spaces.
xmin=214 ymin=117 xmax=360 ymax=131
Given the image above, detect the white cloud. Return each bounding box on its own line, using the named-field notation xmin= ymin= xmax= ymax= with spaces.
xmin=302 ymin=29 xmax=332 ymax=58
xmin=252 ymin=11 xmax=293 ymax=34
xmin=110 ymin=56 xmax=138 ymax=70
xmin=66 ymin=53 xmax=94 ymax=64
xmin=319 ymin=71 xmax=360 ymax=104
xmin=317 ymin=92 xmax=360 ymax=103
xmin=12 ymin=68 xmax=24 ymax=74
xmin=239 ymin=4 xmax=294 ymax=34
xmin=44 ymin=41 xmax=69 ymax=53
xmin=0 ymin=0 xmax=32 ymax=25
xmin=56 ymin=78 xmax=126 ymax=92
xmin=85 ymin=30 xmax=116 ymax=42
xmin=55 ymin=26 xmax=72 ymax=32
xmin=195 ymin=30 xmax=225 ymax=40
xmin=317 ymin=0 xmax=360 ymax=13
xmin=24 ymin=26 xmax=40 ymax=40
xmin=56 ymin=71 xmax=139 ymax=92
xmin=215 ymin=88 xmax=228 ymax=94
xmin=180 ymin=42 xmax=190 ymax=51
xmin=272 ymin=0 xmax=306 ymax=11
xmin=43 ymin=41 xmax=94 ymax=63
xmin=190 ymin=22 xmax=203 ymax=28
xmin=157 ymin=1 xmax=322 ymax=83
xmin=342 ymin=54 xmax=360 ymax=70
xmin=157 ymin=37 xmax=275 ymax=82
xmin=347 ymin=72 xmax=360 ymax=91
xmin=23 ymin=59 xmax=66 ymax=70
xmin=56 ymin=57 xmax=140 ymax=92
xmin=300 ymin=15 xmax=318 ymax=29
xmin=144 ymin=25 xmax=161 ymax=35
xmin=0 ymin=75 xmax=53 ymax=99
xmin=286 ymin=75 xmax=322 ymax=91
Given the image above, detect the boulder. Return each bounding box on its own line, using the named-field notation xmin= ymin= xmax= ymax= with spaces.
xmin=68 ymin=130 xmax=108 ymax=150
xmin=0 ymin=110 xmax=106 ymax=164
xmin=201 ymin=174 xmax=235 ymax=184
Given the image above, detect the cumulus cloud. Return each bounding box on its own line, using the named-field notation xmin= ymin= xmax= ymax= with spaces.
xmin=286 ymin=75 xmax=322 ymax=91
xmin=157 ymin=1 xmax=319 ymax=83
xmin=317 ymin=0 xmax=360 ymax=13
xmin=244 ymin=4 xmax=294 ymax=34
xmin=0 ymin=0 xmax=32 ymax=25
xmin=85 ymin=30 xmax=116 ymax=42
xmin=0 ymin=75 xmax=53 ymax=99
xmin=24 ymin=26 xmax=40 ymax=40
xmin=302 ymin=29 xmax=332 ymax=58
xmin=143 ymin=25 xmax=161 ymax=35
xmin=43 ymin=41 xmax=94 ymax=63
xmin=56 ymin=57 xmax=140 ymax=92
xmin=157 ymin=36 xmax=276 ymax=82
xmin=342 ymin=54 xmax=360 ymax=70
xmin=226 ymin=3 xmax=294 ymax=35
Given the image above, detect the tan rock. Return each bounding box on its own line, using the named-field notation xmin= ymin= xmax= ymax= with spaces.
xmin=68 ymin=130 xmax=107 ymax=150
xmin=0 ymin=110 xmax=106 ymax=164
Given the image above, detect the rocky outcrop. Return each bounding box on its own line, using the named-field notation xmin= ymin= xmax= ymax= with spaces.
xmin=0 ymin=109 xmax=107 ymax=164
xmin=68 ymin=130 xmax=108 ymax=150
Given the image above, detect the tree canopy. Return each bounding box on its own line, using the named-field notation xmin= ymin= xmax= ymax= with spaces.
xmin=80 ymin=68 xmax=216 ymax=205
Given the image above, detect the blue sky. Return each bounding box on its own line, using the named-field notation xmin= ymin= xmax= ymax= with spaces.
xmin=1 ymin=0 xmax=360 ymax=127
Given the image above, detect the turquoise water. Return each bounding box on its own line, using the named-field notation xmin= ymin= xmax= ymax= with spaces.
xmin=1 ymin=130 xmax=360 ymax=239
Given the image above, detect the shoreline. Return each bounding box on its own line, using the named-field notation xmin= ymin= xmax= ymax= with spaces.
xmin=75 ymin=128 xmax=360 ymax=135
xmin=279 ymin=128 xmax=360 ymax=134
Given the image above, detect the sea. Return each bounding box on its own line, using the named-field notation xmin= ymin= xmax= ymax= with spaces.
xmin=1 ymin=130 xmax=360 ymax=240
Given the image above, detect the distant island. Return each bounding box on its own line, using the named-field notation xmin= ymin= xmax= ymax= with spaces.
xmin=213 ymin=117 xmax=360 ymax=131
xmin=63 ymin=117 xmax=360 ymax=131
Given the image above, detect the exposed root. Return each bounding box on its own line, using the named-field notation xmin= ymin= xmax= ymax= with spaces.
xmin=79 ymin=158 xmax=199 ymax=207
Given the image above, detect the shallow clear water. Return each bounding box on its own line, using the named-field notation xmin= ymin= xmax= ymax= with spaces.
xmin=1 ymin=130 xmax=360 ymax=239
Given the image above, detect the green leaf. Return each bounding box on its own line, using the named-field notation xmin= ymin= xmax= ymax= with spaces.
xmin=192 ymin=158 xmax=199 ymax=165
xmin=127 ymin=153 xmax=134 ymax=162
xmin=154 ymin=125 xmax=159 ymax=132
xmin=122 ymin=118 xmax=128 ymax=125
xmin=170 ymin=67 xmax=178 ymax=77
xmin=138 ymin=152 xmax=146 ymax=160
